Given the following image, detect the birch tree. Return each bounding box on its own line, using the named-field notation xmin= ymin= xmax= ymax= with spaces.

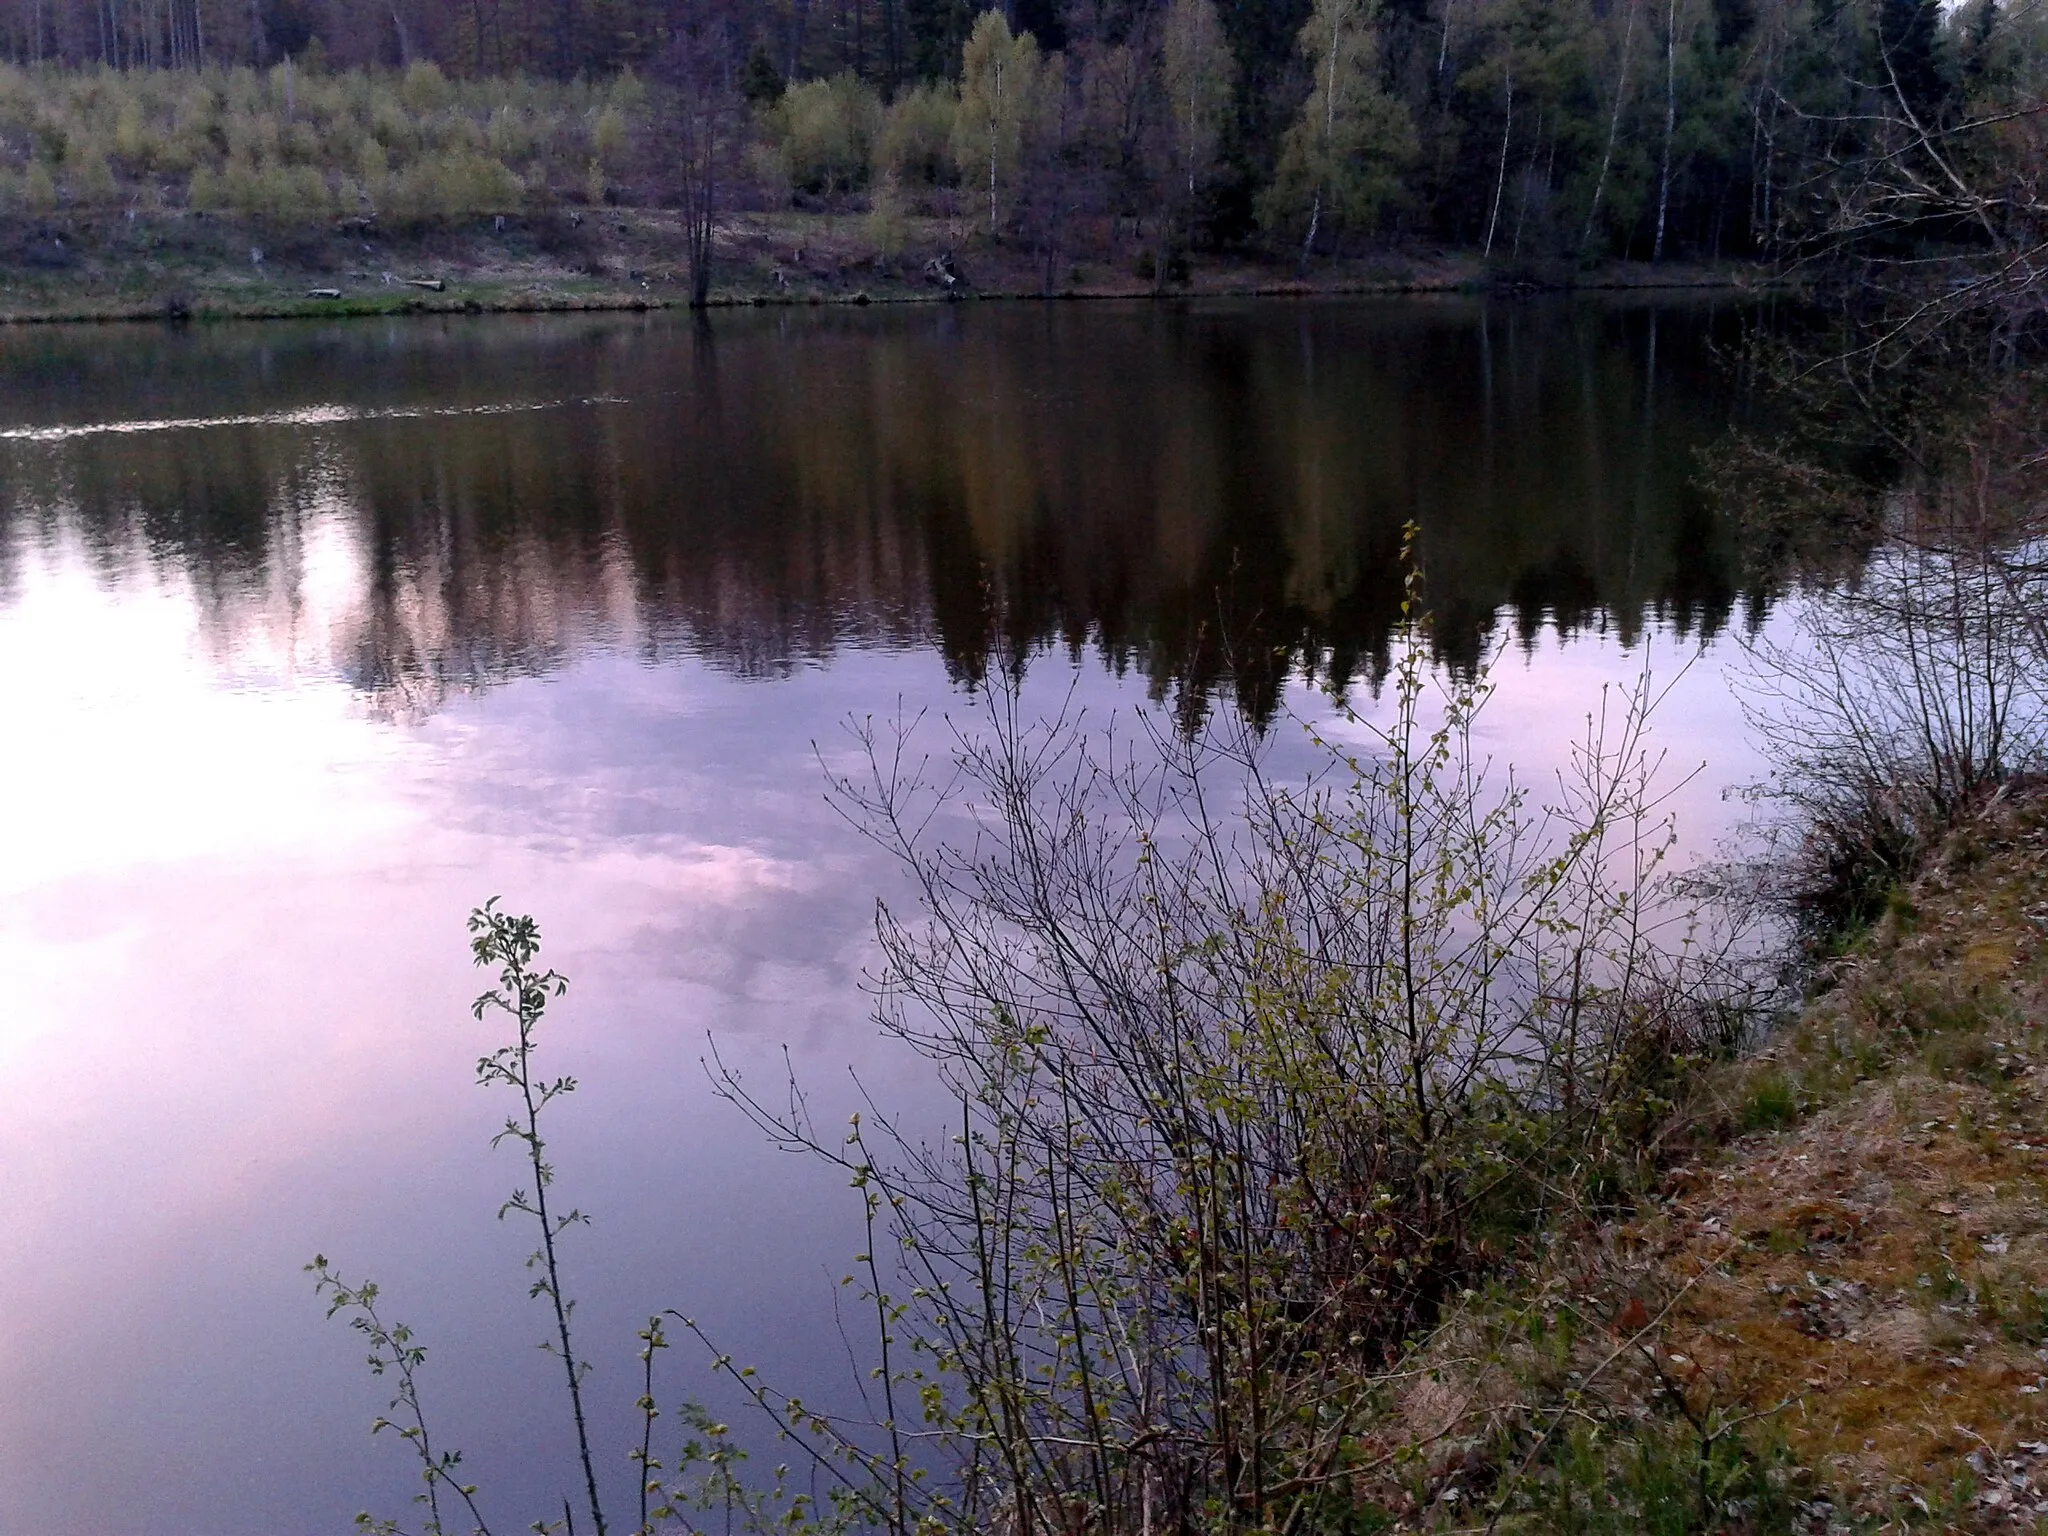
xmin=1583 ymin=0 xmax=1639 ymax=253
xmin=952 ymin=7 xmax=1042 ymax=236
xmin=1161 ymin=0 xmax=1232 ymax=201
xmin=1260 ymin=0 xmax=1415 ymax=269
xmin=1652 ymin=0 xmax=1678 ymax=260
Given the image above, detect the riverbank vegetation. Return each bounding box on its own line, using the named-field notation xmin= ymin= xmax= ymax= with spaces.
xmin=707 ymin=590 xmax=1772 ymax=1535
xmin=0 ymin=0 xmax=2042 ymax=311
xmin=314 ymin=578 xmax=1788 ymax=1535
xmin=315 ymin=530 xmax=2048 ymax=1531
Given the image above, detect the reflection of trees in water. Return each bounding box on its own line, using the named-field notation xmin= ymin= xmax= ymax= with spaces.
xmin=0 ymin=301 xmax=1747 ymax=723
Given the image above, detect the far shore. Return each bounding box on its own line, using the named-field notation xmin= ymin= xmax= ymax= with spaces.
xmin=0 ymin=206 xmax=1786 ymax=326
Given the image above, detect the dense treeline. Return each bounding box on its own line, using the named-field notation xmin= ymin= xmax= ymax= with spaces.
xmin=0 ymin=0 xmax=2041 ymax=263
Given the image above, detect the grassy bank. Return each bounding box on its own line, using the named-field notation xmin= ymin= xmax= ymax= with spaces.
xmin=0 ymin=204 xmax=1775 ymax=325
xmin=1375 ymin=785 xmax=2048 ymax=1532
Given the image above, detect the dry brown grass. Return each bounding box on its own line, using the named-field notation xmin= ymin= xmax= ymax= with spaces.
xmin=1625 ymin=786 xmax=2048 ymax=1525
xmin=1349 ymin=786 xmax=2048 ymax=1531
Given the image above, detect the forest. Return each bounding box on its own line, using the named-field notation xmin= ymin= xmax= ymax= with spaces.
xmin=0 ymin=0 xmax=2041 ymax=277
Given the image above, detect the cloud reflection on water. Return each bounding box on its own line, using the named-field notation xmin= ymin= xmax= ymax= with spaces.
xmin=0 ymin=299 xmax=1768 ymax=1536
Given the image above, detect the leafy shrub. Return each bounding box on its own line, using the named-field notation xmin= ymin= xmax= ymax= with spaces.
xmin=707 ymin=560 xmax=1770 ymax=1536
xmin=111 ymin=100 xmax=150 ymax=165
xmin=185 ymin=163 xmax=219 ymax=209
xmin=486 ymin=104 xmax=535 ymax=161
xmin=399 ymin=59 xmax=451 ymax=115
xmin=193 ymin=155 xmax=333 ymax=221
xmin=865 ymin=173 xmax=909 ymax=256
xmin=356 ymin=138 xmax=388 ymax=192
xmin=385 ymin=148 xmax=522 ymax=220
xmin=1738 ymin=502 xmax=2048 ymax=952
xmin=876 ymin=80 xmax=957 ymax=188
xmin=590 ymin=104 xmax=630 ymax=174
xmin=23 ymin=159 xmax=57 ymax=212
xmin=370 ymin=95 xmax=414 ymax=150
xmin=769 ymin=72 xmax=881 ymax=195
xmin=281 ymin=118 xmax=324 ymax=163
xmin=65 ymin=143 xmax=116 ymax=204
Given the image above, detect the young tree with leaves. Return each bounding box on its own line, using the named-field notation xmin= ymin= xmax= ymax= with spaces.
xmin=953 ymin=7 xmax=1042 ymax=235
xmin=1161 ymin=0 xmax=1232 ymax=202
xmin=1113 ymin=0 xmax=1234 ymax=286
xmin=1261 ymin=0 xmax=1415 ymax=269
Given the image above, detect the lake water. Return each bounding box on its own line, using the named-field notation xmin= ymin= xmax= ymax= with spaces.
xmin=0 ymin=297 xmax=1767 ymax=1536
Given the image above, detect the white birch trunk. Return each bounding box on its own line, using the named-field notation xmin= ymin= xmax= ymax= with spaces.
xmin=1584 ymin=0 xmax=1637 ymax=252
xmin=1484 ymin=57 xmax=1512 ymax=257
xmin=1653 ymin=0 xmax=1676 ymax=262
xmin=988 ymin=56 xmax=1003 ymax=235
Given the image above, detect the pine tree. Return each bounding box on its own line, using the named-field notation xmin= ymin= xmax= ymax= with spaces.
xmin=905 ymin=0 xmax=973 ymax=79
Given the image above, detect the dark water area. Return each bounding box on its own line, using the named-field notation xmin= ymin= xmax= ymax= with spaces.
xmin=0 ymin=297 xmax=1765 ymax=1536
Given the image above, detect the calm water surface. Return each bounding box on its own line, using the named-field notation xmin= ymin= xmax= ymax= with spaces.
xmin=0 ymin=299 xmax=1764 ymax=1536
